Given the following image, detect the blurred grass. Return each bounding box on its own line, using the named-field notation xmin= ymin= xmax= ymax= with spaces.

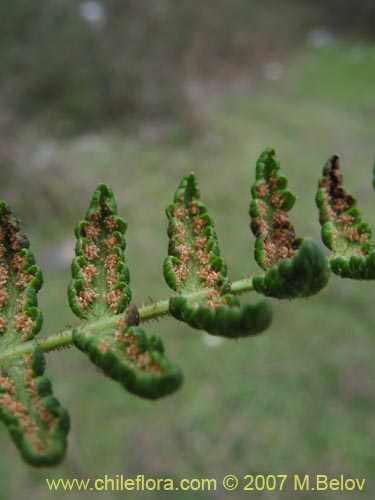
xmin=0 ymin=44 xmax=374 ymax=500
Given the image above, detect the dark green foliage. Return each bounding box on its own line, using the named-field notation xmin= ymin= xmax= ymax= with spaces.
xmin=250 ymin=148 xmax=330 ymax=298
xmin=316 ymin=155 xmax=375 ymax=279
xmin=169 ymin=295 xmax=272 ymax=338
xmin=0 ymin=202 xmax=69 ymax=466
xmin=164 ymin=172 xmax=272 ymax=337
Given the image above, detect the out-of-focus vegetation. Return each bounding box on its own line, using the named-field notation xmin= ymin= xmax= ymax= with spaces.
xmin=0 ymin=0 xmax=373 ymax=133
xmin=0 ymin=2 xmax=374 ymax=499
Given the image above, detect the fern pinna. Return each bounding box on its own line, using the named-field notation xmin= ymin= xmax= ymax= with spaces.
xmin=0 ymin=147 xmax=373 ymax=466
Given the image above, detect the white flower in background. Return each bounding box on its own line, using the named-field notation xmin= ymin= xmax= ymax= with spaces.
xmin=306 ymin=28 xmax=336 ymax=49
xmin=80 ymin=1 xmax=105 ymax=25
xmin=264 ymin=61 xmax=284 ymax=81
xmin=203 ymin=333 xmax=224 ymax=348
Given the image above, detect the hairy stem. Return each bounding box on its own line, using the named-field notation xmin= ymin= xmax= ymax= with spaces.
xmin=0 ymin=277 xmax=254 ymax=361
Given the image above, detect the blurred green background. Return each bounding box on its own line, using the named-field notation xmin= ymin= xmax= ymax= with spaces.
xmin=0 ymin=1 xmax=374 ymax=499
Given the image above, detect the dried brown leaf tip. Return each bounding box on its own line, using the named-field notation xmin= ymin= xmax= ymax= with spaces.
xmin=0 ymin=202 xmax=43 ymax=341
xmin=69 ymin=184 xmax=131 ymax=319
xmin=317 ymin=155 xmax=372 ymax=253
xmin=250 ymin=147 xmax=299 ymax=270
xmin=164 ymin=173 xmax=229 ymax=302
xmin=316 ymin=155 xmax=375 ymax=279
